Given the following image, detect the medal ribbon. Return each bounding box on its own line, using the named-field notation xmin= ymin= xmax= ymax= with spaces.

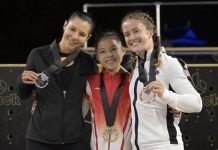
xmin=138 ymin=50 xmax=157 ymax=86
xmin=43 ymin=47 xmax=80 ymax=77
xmin=100 ymin=72 xmax=124 ymax=127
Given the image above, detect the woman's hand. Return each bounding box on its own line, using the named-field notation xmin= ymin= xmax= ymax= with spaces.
xmin=21 ymin=70 xmax=38 ymax=84
xmin=145 ymin=80 xmax=165 ymax=97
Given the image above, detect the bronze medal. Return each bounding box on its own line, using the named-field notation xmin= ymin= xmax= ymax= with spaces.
xmin=139 ymin=88 xmax=156 ymax=104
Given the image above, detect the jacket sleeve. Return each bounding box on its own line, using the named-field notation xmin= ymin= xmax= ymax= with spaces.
xmin=78 ymin=52 xmax=98 ymax=76
xmin=82 ymin=81 xmax=91 ymax=118
xmin=15 ymin=49 xmax=36 ymax=99
xmin=160 ymin=58 xmax=202 ymax=113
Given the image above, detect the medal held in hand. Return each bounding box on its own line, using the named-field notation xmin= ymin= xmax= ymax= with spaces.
xmin=138 ymin=50 xmax=157 ymax=104
xmin=102 ymin=126 xmax=119 ymax=142
xmin=35 ymin=72 xmax=49 ymax=88
xmin=140 ymin=86 xmax=156 ymax=104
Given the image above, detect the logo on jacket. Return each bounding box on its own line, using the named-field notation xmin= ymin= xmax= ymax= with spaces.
xmin=94 ymin=87 xmax=100 ymax=90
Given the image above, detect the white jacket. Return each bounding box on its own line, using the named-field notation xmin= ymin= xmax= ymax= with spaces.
xmin=129 ymin=47 xmax=202 ymax=150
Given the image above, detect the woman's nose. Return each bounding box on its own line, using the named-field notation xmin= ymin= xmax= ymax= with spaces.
xmin=129 ymin=33 xmax=136 ymax=40
xmin=72 ymin=33 xmax=79 ymax=40
xmin=105 ymin=51 xmax=113 ymax=57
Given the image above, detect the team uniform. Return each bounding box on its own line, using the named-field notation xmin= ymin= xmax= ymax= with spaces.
xmin=84 ymin=71 xmax=132 ymax=150
xmin=130 ymin=47 xmax=202 ymax=150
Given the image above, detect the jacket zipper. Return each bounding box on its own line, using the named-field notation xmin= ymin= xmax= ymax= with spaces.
xmin=62 ymin=90 xmax=67 ymax=144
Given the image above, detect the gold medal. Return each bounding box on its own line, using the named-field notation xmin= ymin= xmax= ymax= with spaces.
xmin=102 ymin=126 xmax=119 ymax=142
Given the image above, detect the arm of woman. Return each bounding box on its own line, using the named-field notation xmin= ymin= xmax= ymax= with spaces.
xmin=82 ymin=97 xmax=91 ymax=119
xmin=82 ymin=81 xmax=92 ymax=120
xmin=160 ymin=58 xmax=202 ymax=113
xmin=16 ymin=49 xmax=37 ymax=99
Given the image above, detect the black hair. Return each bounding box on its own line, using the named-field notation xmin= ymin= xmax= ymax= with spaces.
xmin=94 ymin=31 xmax=132 ymax=73
xmin=94 ymin=31 xmax=123 ymax=50
xmin=68 ymin=11 xmax=95 ymax=34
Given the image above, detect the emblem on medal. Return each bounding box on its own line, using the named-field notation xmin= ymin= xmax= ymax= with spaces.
xmin=35 ymin=72 xmax=49 ymax=88
xmin=102 ymin=126 xmax=119 ymax=142
xmin=140 ymin=86 xmax=156 ymax=104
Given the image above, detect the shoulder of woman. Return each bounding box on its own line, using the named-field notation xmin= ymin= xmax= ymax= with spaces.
xmin=29 ymin=44 xmax=50 ymax=57
xmin=159 ymin=52 xmax=183 ymax=72
xmin=78 ymin=51 xmax=98 ymax=75
xmin=87 ymin=73 xmax=99 ymax=81
xmin=79 ymin=50 xmax=94 ymax=59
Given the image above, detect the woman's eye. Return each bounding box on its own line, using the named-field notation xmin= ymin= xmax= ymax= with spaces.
xmin=124 ymin=33 xmax=130 ymax=37
xmin=111 ymin=47 xmax=117 ymax=51
xmin=70 ymin=28 xmax=76 ymax=31
xmin=98 ymin=50 xmax=105 ymax=54
xmin=133 ymin=29 xmax=139 ymax=33
xmin=79 ymin=33 xmax=86 ymax=37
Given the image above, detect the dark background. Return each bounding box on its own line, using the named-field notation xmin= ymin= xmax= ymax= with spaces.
xmin=1 ymin=1 xmax=218 ymax=150
xmin=0 ymin=0 xmax=218 ymax=63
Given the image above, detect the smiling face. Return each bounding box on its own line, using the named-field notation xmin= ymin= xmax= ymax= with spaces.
xmin=122 ymin=19 xmax=153 ymax=57
xmin=96 ymin=37 xmax=125 ymax=74
xmin=59 ymin=16 xmax=91 ymax=53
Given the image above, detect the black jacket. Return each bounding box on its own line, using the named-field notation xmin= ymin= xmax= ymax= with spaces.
xmin=16 ymin=40 xmax=97 ymax=144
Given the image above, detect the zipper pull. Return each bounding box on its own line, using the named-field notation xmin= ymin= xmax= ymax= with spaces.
xmin=63 ymin=90 xmax=67 ymax=98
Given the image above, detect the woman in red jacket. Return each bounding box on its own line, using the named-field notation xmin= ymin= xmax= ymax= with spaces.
xmin=83 ymin=31 xmax=132 ymax=150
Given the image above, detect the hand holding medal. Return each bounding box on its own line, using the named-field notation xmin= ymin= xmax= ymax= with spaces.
xmin=140 ymin=81 xmax=164 ymax=104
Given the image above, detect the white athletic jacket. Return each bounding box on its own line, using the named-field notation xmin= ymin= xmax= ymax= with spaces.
xmin=129 ymin=47 xmax=202 ymax=150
